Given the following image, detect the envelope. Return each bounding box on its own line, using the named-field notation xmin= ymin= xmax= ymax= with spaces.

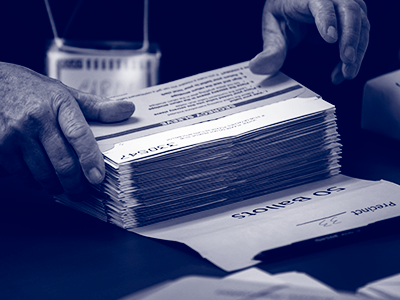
xmin=134 ymin=175 xmax=400 ymax=271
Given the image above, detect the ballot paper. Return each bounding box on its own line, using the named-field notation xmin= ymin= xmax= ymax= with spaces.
xmin=56 ymin=61 xmax=341 ymax=228
xmin=89 ymin=61 xmax=320 ymax=152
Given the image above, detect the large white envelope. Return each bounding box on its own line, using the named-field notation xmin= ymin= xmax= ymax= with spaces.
xmin=133 ymin=175 xmax=400 ymax=271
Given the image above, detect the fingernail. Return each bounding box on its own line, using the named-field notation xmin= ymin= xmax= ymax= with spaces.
xmin=332 ymin=73 xmax=345 ymax=85
xmin=119 ymin=101 xmax=135 ymax=117
xmin=89 ymin=167 xmax=103 ymax=184
xmin=327 ymin=26 xmax=337 ymax=41
xmin=344 ymin=63 xmax=357 ymax=79
xmin=344 ymin=46 xmax=356 ymax=63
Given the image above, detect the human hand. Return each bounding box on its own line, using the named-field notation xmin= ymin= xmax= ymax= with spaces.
xmin=0 ymin=62 xmax=135 ymax=200
xmin=249 ymin=0 xmax=370 ymax=84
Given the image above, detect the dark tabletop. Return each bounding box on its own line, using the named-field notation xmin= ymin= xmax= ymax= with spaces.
xmin=1 ymin=1 xmax=400 ymax=299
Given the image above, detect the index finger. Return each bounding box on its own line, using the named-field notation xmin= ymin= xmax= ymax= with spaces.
xmin=335 ymin=0 xmax=370 ymax=78
xmin=335 ymin=0 xmax=366 ymax=65
xmin=54 ymin=90 xmax=105 ymax=185
xmin=308 ymin=0 xmax=339 ymax=43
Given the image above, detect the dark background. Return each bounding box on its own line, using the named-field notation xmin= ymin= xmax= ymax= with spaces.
xmin=1 ymin=0 xmax=399 ymax=149
xmin=1 ymin=1 xmax=400 ymax=299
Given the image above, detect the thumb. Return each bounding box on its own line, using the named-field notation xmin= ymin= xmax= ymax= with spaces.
xmin=66 ymin=87 xmax=135 ymax=123
xmin=249 ymin=11 xmax=288 ymax=75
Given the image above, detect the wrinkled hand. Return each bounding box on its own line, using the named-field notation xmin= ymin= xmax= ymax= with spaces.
xmin=249 ymin=0 xmax=370 ymax=84
xmin=0 ymin=62 xmax=135 ymax=199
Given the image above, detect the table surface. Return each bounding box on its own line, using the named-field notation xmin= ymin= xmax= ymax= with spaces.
xmin=0 ymin=0 xmax=399 ymax=298
xmin=1 ymin=127 xmax=400 ymax=300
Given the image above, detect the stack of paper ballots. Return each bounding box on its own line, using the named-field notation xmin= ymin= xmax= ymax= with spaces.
xmin=56 ymin=61 xmax=341 ymax=229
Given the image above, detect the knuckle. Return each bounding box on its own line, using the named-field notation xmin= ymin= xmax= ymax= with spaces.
xmin=311 ymin=1 xmax=335 ymax=19
xmin=61 ymin=123 xmax=98 ymax=167
xmin=54 ymin=157 xmax=80 ymax=178
xmin=339 ymin=0 xmax=360 ymax=11
xmin=0 ymin=101 xmax=52 ymax=143
xmin=82 ymin=97 xmax=101 ymax=120
xmin=337 ymin=0 xmax=363 ymax=22
xmin=63 ymin=120 xmax=88 ymax=142
xmin=347 ymin=1 xmax=361 ymax=13
xmin=50 ymin=90 xmax=94 ymax=143
xmin=50 ymin=89 xmax=73 ymax=109
xmin=354 ymin=0 xmax=368 ymax=14
xmin=24 ymin=101 xmax=52 ymax=125
xmin=79 ymin=151 xmax=99 ymax=168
